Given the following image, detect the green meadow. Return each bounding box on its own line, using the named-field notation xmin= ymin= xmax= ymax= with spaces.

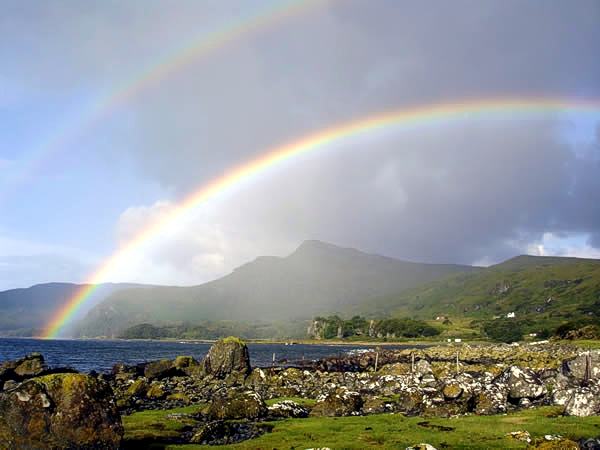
xmin=122 ymin=404 xmax=600 ymax=449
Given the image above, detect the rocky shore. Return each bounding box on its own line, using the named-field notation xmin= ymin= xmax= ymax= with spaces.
xmin=1 ymin=339 xmax=599 ymax=448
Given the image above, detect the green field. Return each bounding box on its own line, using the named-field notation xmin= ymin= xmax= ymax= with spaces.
xmin=122 ymin=405 xmax=600 ymax=449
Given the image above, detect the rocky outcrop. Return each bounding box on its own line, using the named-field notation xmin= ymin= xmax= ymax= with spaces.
xmin=0 ymin=373 xmax=123 ymax=449
xmin=204 ymin=337 xmax=251 ymax=378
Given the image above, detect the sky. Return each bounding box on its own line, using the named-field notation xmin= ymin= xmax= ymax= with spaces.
xmin=0 ymin=0 xmax=599 ymax=291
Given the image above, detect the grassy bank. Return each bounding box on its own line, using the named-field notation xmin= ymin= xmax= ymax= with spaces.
xmin=122 ymin=405 xmax=600 ymax=449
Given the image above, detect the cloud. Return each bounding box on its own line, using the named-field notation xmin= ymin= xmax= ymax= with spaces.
xmin=3 ymin=1 xmax=600 ymax=286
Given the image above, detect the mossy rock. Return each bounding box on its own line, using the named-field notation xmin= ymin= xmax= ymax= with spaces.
xmin=442 ymin=382 xmax=463 ymax=399
xmin=204 ymin=338 xmax=251 ymax=378
xmin=220 ymin=336 xmax=246 ymax=345
xmin=527 ymin=437 xmax=579 ymax=449
xmin=378 ymin=362 xmax=411 ymax=375
xmin=143 ymin=359 xmax=174 ymax=380
xmin=173 ymin=355 xmax=199 ymax=369
xmin=166 ymin=392 xmax=190 ymax=404
xmin=125 ymin=378 xmax=148 ymax=397
xmin=396 ymin=389 xmax=424 ymax=416
xmin=0 ymin=373 xmax=123 ymax=449
xmin=309 ymin=389 xmax=363 ymax=417
xmin=146 ymin=384 xmax=165 ymax=399
xmin=204 ymin=390 xmax=267 ymax=420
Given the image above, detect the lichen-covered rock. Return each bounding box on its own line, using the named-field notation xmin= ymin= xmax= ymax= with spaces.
xmin=527 ymin=436 xmax=579 ymax=449
xmin=406 ymin=444 xmax=438 ymax=450
xmin=361 ymin=396 xmax=398 ymax=415
xmin=396 ymin=387 xmax=425 ymax=416
xmin=189 ymin=420 xmax=272 ymax=445
xmin=146 ymin=383 xmax=165 ymax=399
xmin=564 ymin=351 xmax=600 ymax=381
xmin=500 ymin=366 xmax=546 ymax=401
xmin=204 ymin=337 xmax=251 ymax=378
xmin=564 ymin=385 xmax=600 ymax=416
xmin=125 ymin=378 xmax=148 ymax=397
xmin=0 ymin=373 xmax=123 ymax=449
xmin=190 ymin=420 xmax=227 ymax=444
xmin=268 ymin=400 xmax=310 ymax=418
xmin=506 ymin=430 xmax=531 ymax=442
xmin=474 ymin=383 xmax=508 ymax=415
xmin=310 ymin=388 xmax=363 ymax=417
xmin=442 ymin=381 xmax=464 ymax=400
xmin=204 ymin=390 xmax=267 ymax=420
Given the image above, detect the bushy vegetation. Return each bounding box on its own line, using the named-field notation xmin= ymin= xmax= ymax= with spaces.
xmin=119 ymin=323 xmax=169 ymax=339
xmin=482 ymin=319 xmax=523 ymax=343
xmin=117 ymin=320 xmax=309 ymax=340
xmin=312 ymin=315 xmax=439 ymax=340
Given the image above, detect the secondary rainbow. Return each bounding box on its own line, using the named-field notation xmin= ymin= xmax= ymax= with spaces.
xmin=42 ymin=96 xmax=600 ymax=338
xmin=0 ymin=0 xmax=318 ymax=204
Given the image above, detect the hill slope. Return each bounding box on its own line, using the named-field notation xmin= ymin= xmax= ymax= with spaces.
xmin=346 ymin=255 xmax=600 ymax=331
xmin=73 ymin=240 xmax=475 ymax=337
xmin=0 ymin=282 xmax=155 ymax=336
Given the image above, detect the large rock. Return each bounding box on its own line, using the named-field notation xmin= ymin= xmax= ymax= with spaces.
xmin=0 ymin=373 xmax=123 ymax=449
xmin=500 ymin=366 xmax=546 ymax=401
xmin=310 ymin=388 xmax=363 ymax=417
xmin=564 ymin=384 xmax=600 ymax=417
xmin=1 ymin=353 xmax=50 ymax=389
xmin=204 ymin=390 xmax=267 ymax=420
xmin=564 ymin=351 xmax=600 ymax=382
xmin=268 ymin=400 xmax=310 ymax=418
xmin=204 ymin=337 xmax=251 ymax=378
xmin=144 ymin=359 xmax=176 ymax=380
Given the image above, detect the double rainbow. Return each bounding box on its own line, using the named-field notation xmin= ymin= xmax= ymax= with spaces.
xmin=42 ymin=96 xmax=600 ymax=338
xmin=0 ymin=0 xmax=317 ymax=203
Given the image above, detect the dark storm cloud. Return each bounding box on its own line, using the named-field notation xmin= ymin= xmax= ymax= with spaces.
xmin=5 ymin=0 xmax=599 ymax=279
xmin=110 ymin=0 xmax=600 ymax=266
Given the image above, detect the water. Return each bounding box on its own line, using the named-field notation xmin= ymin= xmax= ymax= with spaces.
xmin=0 ymin=338 xmax=412 ymax=374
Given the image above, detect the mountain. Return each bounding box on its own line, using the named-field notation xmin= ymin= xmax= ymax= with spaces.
xmin=73 ymin=240 xmax=476 ymax=337
xmin=0 ymin=282 xmax=155 ymax=336
xmin=345 ymin=255 xmax=600 ymax=331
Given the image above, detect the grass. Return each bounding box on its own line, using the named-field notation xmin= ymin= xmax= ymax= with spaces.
xmin=122 ymin=404 xmax=600 ymax=449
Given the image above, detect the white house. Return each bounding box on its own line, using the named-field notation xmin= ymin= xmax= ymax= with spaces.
xmin=507 ymin=312 xmax=516 ymax=318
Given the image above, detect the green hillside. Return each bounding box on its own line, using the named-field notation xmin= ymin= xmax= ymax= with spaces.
xmin=72 ymin=240 xmax=475 ymax=338
xmin=345 ymin=256 xmax=600 ymax=334
xmin=0 ymin=282 xmax=154 ymax=336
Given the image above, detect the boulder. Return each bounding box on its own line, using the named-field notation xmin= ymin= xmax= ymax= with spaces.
xmin=361 ymin=396 xmax=398 ymax=415
xmin=396 ymin=387 xmax=425 ymax=416
xmin=473 ymin=383 xmax=508 ymax=415
xmin=268 ymin=400 xmax=310 ymax=418
xmin=500 ymin=366 xmax=546 ymax=401
xmin=0 ymin=353 xmax=50 ymax=388
xmin=204 ymin=337 xmax=251 ymax=379
xmin=564 ymin=385 xmax=600 ymax=416
xmin=0 ymin=373 xmax=123 ymax=449
xmin=564 ymin=352 xmax=600 ymax=381
xmin=189 ymin=420 xmax=272 ymax=445
xmin=204 ymin=390 xmax=267 ymax=420
xmin=174 ymin=355 xmax=203 ymax=377
xmin=144 ymin=359 xmax=176 ymax=380
xmin=310 ymin=388 xmax=363 ymax=417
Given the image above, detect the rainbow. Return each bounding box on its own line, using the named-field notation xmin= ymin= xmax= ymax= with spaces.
xmin=0 ymin=0 xmax=318 ymax=204
xmin=42 ymin=96 xmax=600 ymax=338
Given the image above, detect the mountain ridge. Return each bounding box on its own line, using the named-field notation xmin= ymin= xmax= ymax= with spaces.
xmin=72 ymin=240 xmax=476 ymax=337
